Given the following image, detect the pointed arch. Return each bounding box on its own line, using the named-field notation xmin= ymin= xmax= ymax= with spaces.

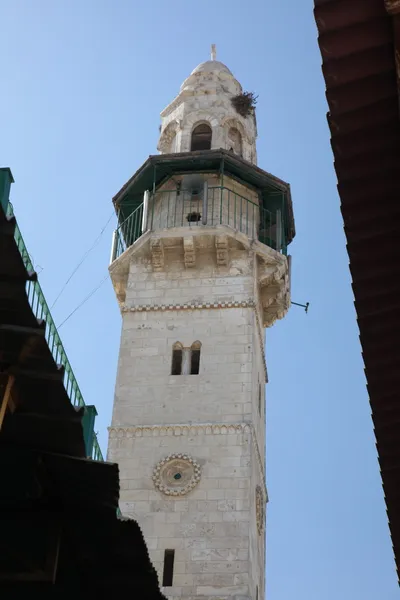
xmin=190 ymin=341 xmax=201 ymax=375
xmin=185 ymin=111 xmax=219 ymax=130
xmin=171 ymin=342 xmax=183 ymax=375
xmin=221 ymin=117 xmax=249 ymax=142
xmin=191 ymin=123 xmax=212 ymax=151
xmin=158 ymin=121 xmax=180 ymax=154
xmin=170 ymin=341 xmax=202 ymax=375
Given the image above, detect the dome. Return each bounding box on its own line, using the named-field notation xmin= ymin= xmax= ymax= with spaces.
xmin=190 ymin=60 xmax=233 ymax=76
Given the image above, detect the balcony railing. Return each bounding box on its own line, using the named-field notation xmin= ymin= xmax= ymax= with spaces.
xmin=6 ymin=202 xmax=104 ymax=462
xmin=111 ymin=186 xmax=287 ymax=262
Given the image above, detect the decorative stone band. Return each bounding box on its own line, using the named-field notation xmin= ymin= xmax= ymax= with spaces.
xmin=108 ymin=422 xmax=268 ymax=501
xmin=121 ymin=291 xmax=289 ymax=333
xmin=109 ymin=422 xmax=251 ymax=438
xmin=121 ymin=298 xmax=256 ymax=313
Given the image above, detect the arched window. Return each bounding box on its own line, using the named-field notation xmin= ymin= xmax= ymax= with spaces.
xmin=170 ymin=341 xmax=201 ymax=375
xmin=191 ymin=124 xmax=212 ymax=151
xmin=190 ymin=341 xmax=201 ymax=375
xmin=228 ymin=127 xmax=242 ymax=157
xmin=171 ymin=342 xmax=183 ymax=375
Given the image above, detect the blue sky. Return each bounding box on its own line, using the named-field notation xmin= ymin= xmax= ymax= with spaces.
xmin=1 ymin=0 xmax=397 ymax=597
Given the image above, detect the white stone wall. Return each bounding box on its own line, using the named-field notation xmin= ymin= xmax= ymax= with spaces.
xmin=108 ymin=246 xmax=267 ymax=599
xmin=249 ymin=443 xmax=266 ymax=600
xmin=158 ymin=63 xmax=258 ymax=164
xmin=112 ymin=301 xmax=255 ymax=428
xmin=108 ymin=424 xmax=259 ymax=600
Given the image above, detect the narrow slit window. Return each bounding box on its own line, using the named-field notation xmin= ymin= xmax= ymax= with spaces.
xmin=190 ymin=341 xmax=201 ymax=375
xmin=162 ymin=549 xmax=175 ymax=587
xmin=171 ymin=343 xmax=183 ymax=375
xmin=256 ymin=585 xmax=259 ymax=600
xmin=258 ymin=382 xmax=262 ymax=415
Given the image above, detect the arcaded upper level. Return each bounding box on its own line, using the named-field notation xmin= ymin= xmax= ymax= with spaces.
xmin=157 ymin=47 xmax=258 ymax=164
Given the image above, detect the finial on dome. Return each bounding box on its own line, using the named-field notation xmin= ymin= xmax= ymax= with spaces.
xmin=211 ymin=44 xmax=216 ymax=61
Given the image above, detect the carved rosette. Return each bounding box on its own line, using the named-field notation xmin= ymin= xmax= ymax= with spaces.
xmin=255 ymin=485 xmax=264 ymax=535
xmin=153 ymin=453 xmax=201 ymax=496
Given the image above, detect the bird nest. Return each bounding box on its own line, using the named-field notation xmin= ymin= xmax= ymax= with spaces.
xmin=231 ymin=91 xmax=258 ymax=118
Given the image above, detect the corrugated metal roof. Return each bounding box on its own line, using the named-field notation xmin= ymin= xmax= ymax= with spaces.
xmin=0 ymin=195 xmax=165 ymax=597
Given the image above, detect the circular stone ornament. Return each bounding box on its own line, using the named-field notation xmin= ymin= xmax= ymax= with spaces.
xmin=255 ymin=485 xmax=264 ymax=535
xmin=152 ymin=453 xmax=201 ymax=496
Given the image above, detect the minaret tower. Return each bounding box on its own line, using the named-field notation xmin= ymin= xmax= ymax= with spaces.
xmin=108 ymin=48 xmax=295 ymax=600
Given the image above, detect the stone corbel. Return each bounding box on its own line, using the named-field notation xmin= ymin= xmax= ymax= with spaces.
xmin=215 ymin=234 xmax=229 ymax=266
xmin=150 ymin=237 xmax=164 ymax=271
xmin=257 ymin=256 xmax=290 ymax=327
xmin=263 ymin=291 xmax=290 ymax=328
xmin=109 ymin=261 xmax=129 ymax=305
xmin=183 ymin=236 xmax=196 ymax=268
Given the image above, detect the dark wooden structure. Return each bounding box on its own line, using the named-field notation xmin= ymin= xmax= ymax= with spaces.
xmin=0 ymin=170 xmax=165 ymax=597
xmin=314 ymin=0 xmax=400 ymax=583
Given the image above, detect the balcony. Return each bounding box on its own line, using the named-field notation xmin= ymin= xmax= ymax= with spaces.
xmin=111 ymin=185 xmax=288 ymax=263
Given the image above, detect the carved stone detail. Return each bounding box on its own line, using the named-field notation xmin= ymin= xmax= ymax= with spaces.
xmin=157 ymin=120 xmax=180 ymax=153
xmin=215 ymin=234 xmax=229 ymax=266
xmin=258 ymin=255 xmax=290 ymax=328
xmin=108 ymin=422 xmax=251 ymax=438
xmin=150 ymin=237 xmax=164 ymax=271
xmin=255 ymin=485 xmax=265 ymax=535
xmin=152 ymin=453 xmax=201 ymax=496
xmin=183 ymin=236 xmax=196 ymax=268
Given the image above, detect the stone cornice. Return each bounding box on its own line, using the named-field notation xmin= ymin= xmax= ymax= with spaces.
xmin=108 ymin=421 xmax=267 ymax=502
xmin=108 ymin=422 xmax=251 ymax=438
xmin=121 ymin=298 xmax=256 ymax=313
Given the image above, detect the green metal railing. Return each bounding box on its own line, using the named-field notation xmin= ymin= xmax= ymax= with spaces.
xmin=113 ymin=202 xmax=144 ymax=260
xmin=6 ymin=202 xmax=104 ymax=462
xmin=112 ymin=186 xmax=286 ymax=262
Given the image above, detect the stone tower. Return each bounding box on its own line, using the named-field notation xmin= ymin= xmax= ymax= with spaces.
xmin=108 ymin=48 xmax=295 ymax=600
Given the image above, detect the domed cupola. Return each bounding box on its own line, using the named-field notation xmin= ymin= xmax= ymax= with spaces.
xmin=157 ymin=45 xmax=258 ymax=163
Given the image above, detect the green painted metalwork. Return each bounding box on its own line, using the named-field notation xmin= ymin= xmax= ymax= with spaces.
xmin=112 ymin=185 xmax=288 ymax=262
xmin=82 ymin=405 xmax=98 ymax=458
xmin=6 ymin=202 xmax=104 ymax=462
xmin=0 ymin=168 xmax=14 ymax=213
xmin=114 ymin=202 xmax=144 ymax=258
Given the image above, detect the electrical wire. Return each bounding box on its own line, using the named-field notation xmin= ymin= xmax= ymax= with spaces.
xmin=50 ymin=210 xmax=115 ymax=310
xmin=57 ymin=273 xmax=110 ymax=330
